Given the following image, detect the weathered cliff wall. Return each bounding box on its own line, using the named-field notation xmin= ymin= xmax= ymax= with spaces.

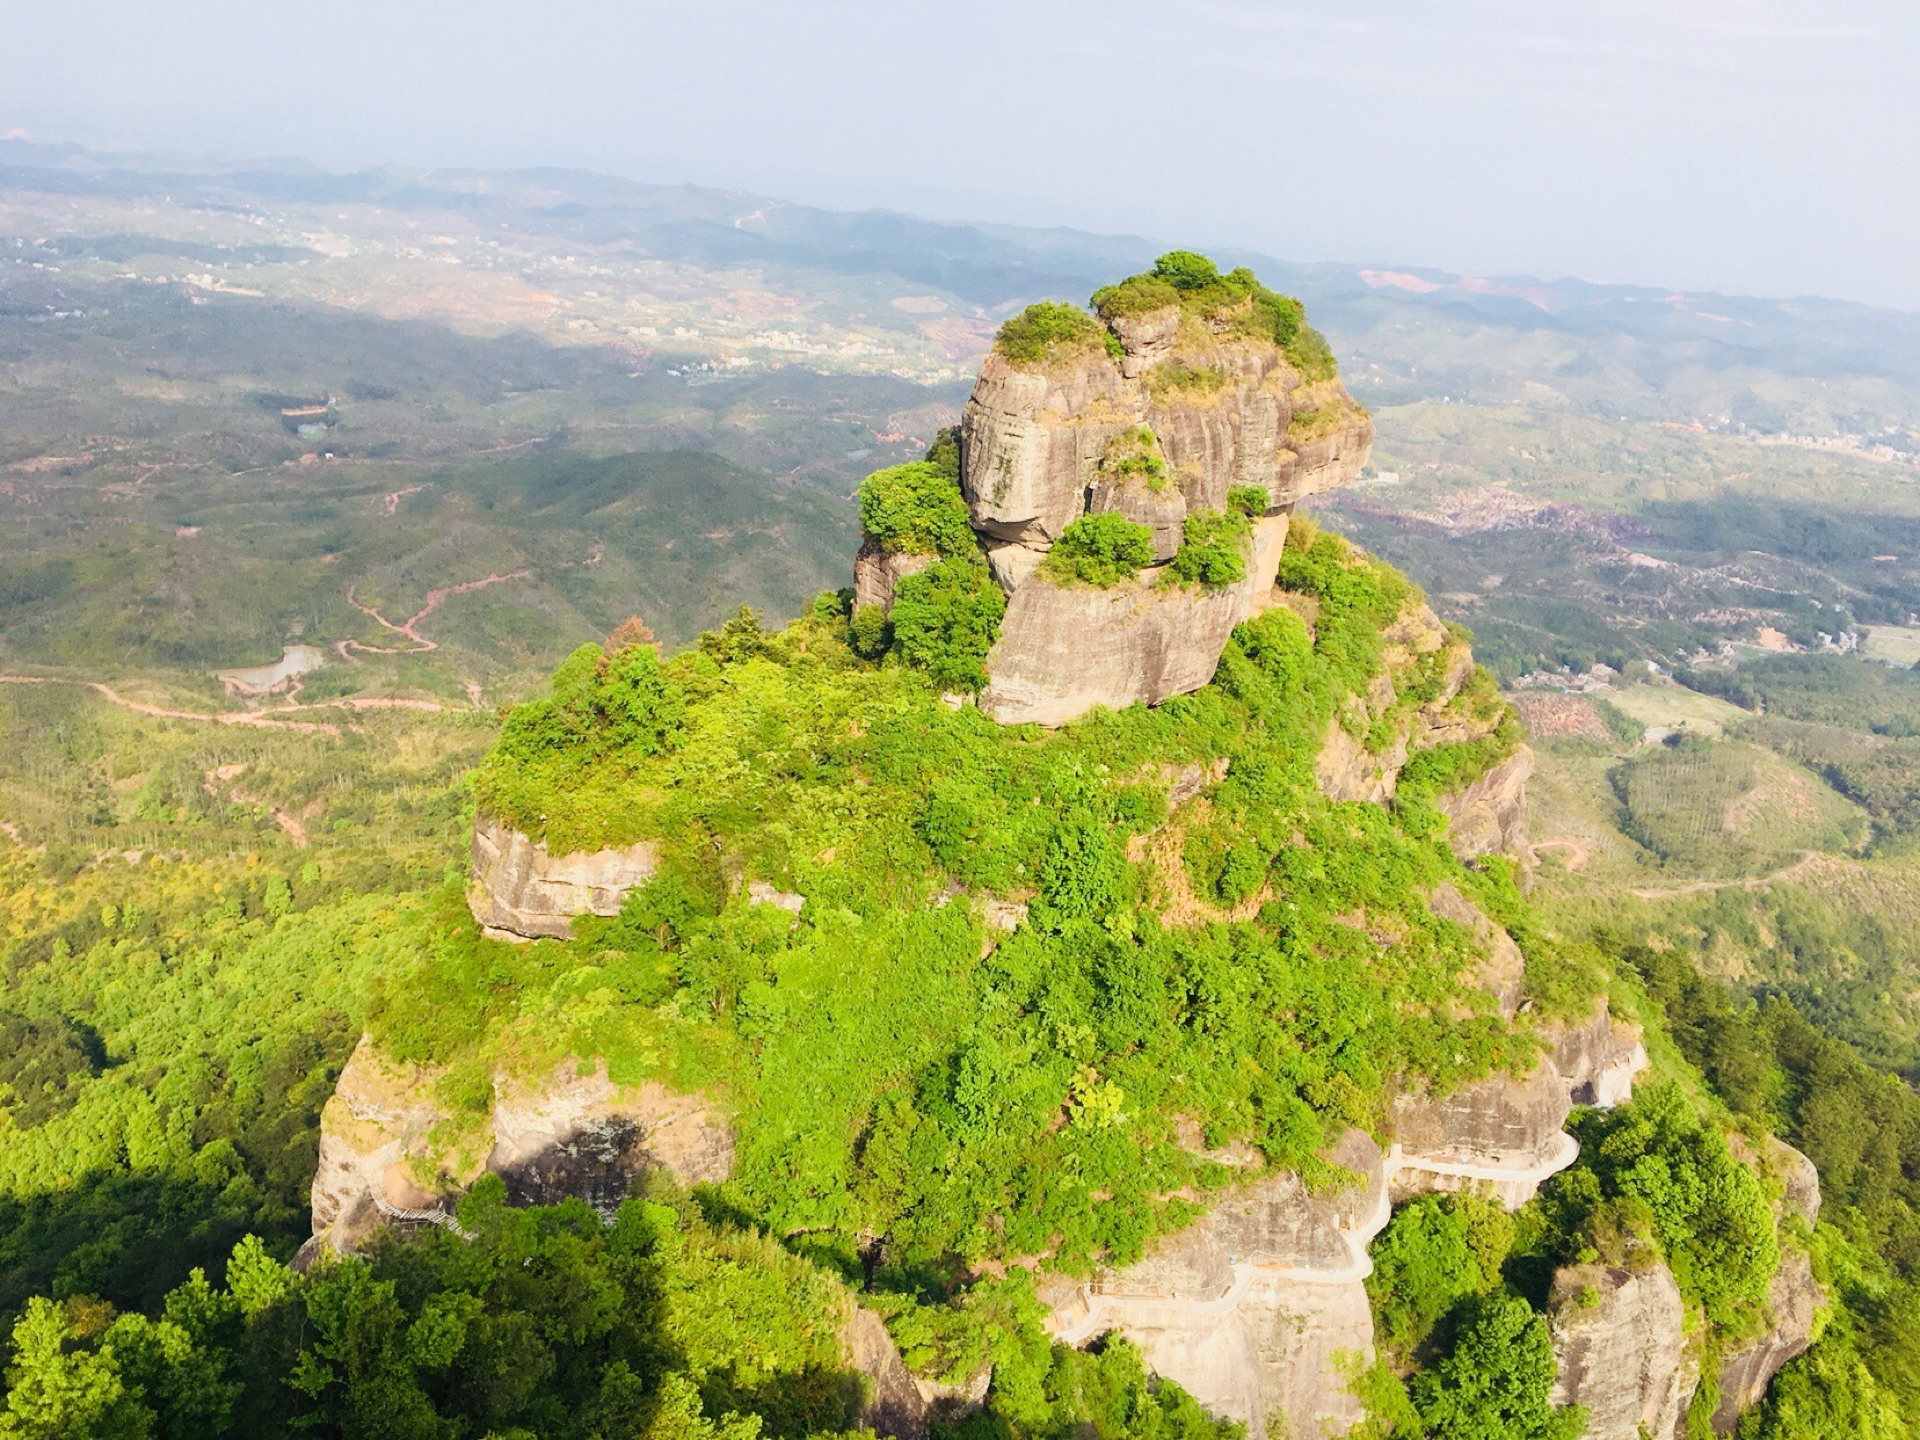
xmin=468 ymin=812 xmax=657 ymax=941
xmin=978 ymin=514 xmax=1288 ymax=727
xmin=935 ymin=290 xmax=1371 ymax=728
xmin=306 ymin=1037 xmax=733 ymax=1258
xmin=1044 ymin=1004 xmax=1650 ymax=1439
xmin=1548 ymin=1261 xmax=1698 ymax=1440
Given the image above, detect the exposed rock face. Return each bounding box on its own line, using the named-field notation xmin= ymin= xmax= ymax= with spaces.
xmin=960 ymin=354 xmax=1135 ymax=544
xmin=308 ymin=1039 xmax=459 ymax=1256
xmin=1551 ymin=1001 xmax=1651 ymax=1108
xmin=468 ymin=812 xmax=657 ymax=941
xmin=853 ymin=539 xmax=936 ymax=613
xmin=951 ymin=293 xmax=1371 ymax=727
xmin=1548 ymin=1262 xmax=1698 ymax=1440
xmin=1437 ymin=746 xmax=1533 ymax=864
xmin=308 ymin=1037 xmax=733 ymax=1256
xmin=1049 ymin=1130 xmax=1388 ymax=1440
xmin=1386 ymin=1062 xmax=1579 ymax=1208
xmin=842 ymin=1304 xmax=934 ymax=1440
xmin=490 ymin=1060 xmax=735 ymax=1213
xmin=979 ymin=515 xmax=1288 ymax=727
xmin=1711 ymin=1248 xmax=1821 ymax=1434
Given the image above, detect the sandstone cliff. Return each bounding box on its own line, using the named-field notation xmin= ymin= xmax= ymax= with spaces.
xmin=306 ymin=1037 xmax=733 ymax=1257
xmin=891 ymin=266 xmax=1373 ymax=728
xmin=979 ymin=514 xmax=1288 ymax=727
xmin=1548 ymin=1261 xmax=1698 ymax=1440
xmin=1710 ymin=1247 xmax=1821 ymax=1434
xmin=1044 ymin=1006 xmax=1650 ymax=1439
xmin=468 ymin=812 xmax=657 ymax=941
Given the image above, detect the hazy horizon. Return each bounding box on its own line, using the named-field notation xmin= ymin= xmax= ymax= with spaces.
xmin=4 ymin=0 xmax=1917 ymax=311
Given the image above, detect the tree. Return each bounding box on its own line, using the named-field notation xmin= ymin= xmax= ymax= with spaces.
xmin=0 ymin=1299 xmax=151 ymax=1440
xmin=1412 ymin=1293 xmax=1583 ymax=1440
xmin=1043 ymin=514 xmax=1156 ymax=588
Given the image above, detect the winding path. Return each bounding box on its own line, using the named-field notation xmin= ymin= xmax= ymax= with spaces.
xmin=338 ymin=569 xmax=530 ymax=658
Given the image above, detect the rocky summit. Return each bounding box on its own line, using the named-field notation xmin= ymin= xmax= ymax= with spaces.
xmin=855 ymin=252 xmax=1372 ymax=726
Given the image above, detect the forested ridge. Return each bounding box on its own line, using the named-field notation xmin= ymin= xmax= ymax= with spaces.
xmin=3 ymin=312 xmax=1918 ymax=1437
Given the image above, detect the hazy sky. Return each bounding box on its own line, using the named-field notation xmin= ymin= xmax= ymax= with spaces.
xmin=5 ymin=0 xmax=1917 ymax=308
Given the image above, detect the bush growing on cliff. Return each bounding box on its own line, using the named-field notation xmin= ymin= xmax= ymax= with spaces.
xmin=1092 ymin=251 xmax=1338 ymax=382
xmin=1166 ymin=508 xmax=1250 ymax=588
xmin=1533 ymin=1084 xmax=1779 ymax=1332
xmin=889 ymin=557 xmax=1007 ymax=692
xmin=1411 ymin=1292 xmax=1586 ymax=1440
xmin=1101 ymin=428 xmax=1171 ymax=491
xmin=1368 ymin=1192 xmax=1515 ymax=1359
xmin=474 ymin=639 xmax=686 ymax=840
xmin=857 ymin=460 xmax=976 ymax=558
xmin=1043 ymin=513 xmax=1156 ymax=588
xmin=995 ymin=301 xmax=1122 ymax=368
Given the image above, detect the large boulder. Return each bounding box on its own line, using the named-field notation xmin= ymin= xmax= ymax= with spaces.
xmin=1046 ymin=1130 xmax=1389 ymax=1440
xmin=1548 ymin=1261 xmax=1699 ymax=1440
xmin=959 ymin=352 xmax=1136 ymax=544
xmin=979 ymin=514 xmax=1288 ymax=726
xmin=853 ymin=539 xmax=936 ymax=614
xmin=954 ymin=286 xmax=1372 ymax=728
xmin=468 ymin=812 xmax=657 ymax=941
xmin=1550 ymin=1001 xmax=1651 ymax=1108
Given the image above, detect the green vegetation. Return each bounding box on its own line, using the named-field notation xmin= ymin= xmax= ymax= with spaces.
xmin=857 ymin=461 xmax=977 ymax=559
xmin=383 ymin=525 xmax=1554 ymax=1297
xmin=1091 ymin=253 xmax=1337 ymax=382
xmin=1166 ymin=510 xmax=1251 ymax=588
xmin=0 ymin=1175 xmax=1236 ymax=1440
xmin=889 ymin=557 xmax=1007 ymax=693
xmin=1042 ymin=514 xmax=1156 ymax=587
xmin=1100 ymin=429 xmax=1171 ymax=493
xmin=1367 ymin=1192 xmax=1513 ymax=1359
xmin=995 ymin=302 xmax=1122 ymax=368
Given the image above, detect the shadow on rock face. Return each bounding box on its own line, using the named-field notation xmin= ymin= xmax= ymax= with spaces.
xmin=496 ymin=1117 xmax=650 ymax=1216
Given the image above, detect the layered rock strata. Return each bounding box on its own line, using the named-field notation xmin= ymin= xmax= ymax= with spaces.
xmin=307 ymin=1038 xmax=732 ymax=1256
xmin=469 ymin=812 xmax=657 ymax=941
xmin=1045 ymin=1007 xmax=1649 ymax=1439
xmin=866 ymin=288 xmax=1372 ymax=728
xmin=1548 ymin=1261 xmax=1698 ymax=1440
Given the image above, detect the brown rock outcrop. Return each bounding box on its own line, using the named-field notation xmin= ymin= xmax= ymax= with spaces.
xmin=1387 ymin=1061 xmax=1579 ymax=1208
xmin=307 ymin=1039 xmax=460 ymax=1256
xmin=1048 ymin=1130 xmax=1389 ymax=1440
xmin=1710 ymin=1248 xmax=1821 ymax=1433
xmin=1550 ymin=1001 xmax=1651 ymax=1108
xmin=468 ymin=812 xmax=657 ymax=941
xmin=1437 ymin=746 xmax=1533 ymax=864
xmin=979 ymin=515 xmax=1288 ymax=727
xmin=308 ymin=1037 xmax=733 ymax=1256
xmin=1548 ymin=1261 xmax=1699 ymax=1440
xmin=853 ymin=539 xmax=936 ymax=613
xmin=490 ymin=1059 xmax=734 ymax=1212
xmin=951 ymin=280 xmax=1371 ymax=728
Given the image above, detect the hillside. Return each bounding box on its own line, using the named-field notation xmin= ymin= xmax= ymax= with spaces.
xmin=4 ymin=133 xmax=1920 ymax=1439
xmin=10 ymin=253 xmax=1913 ymax=1440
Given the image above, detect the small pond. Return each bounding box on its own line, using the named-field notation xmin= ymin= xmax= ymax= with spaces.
xmin=215 ymin=644 xmax=327 ymax=690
